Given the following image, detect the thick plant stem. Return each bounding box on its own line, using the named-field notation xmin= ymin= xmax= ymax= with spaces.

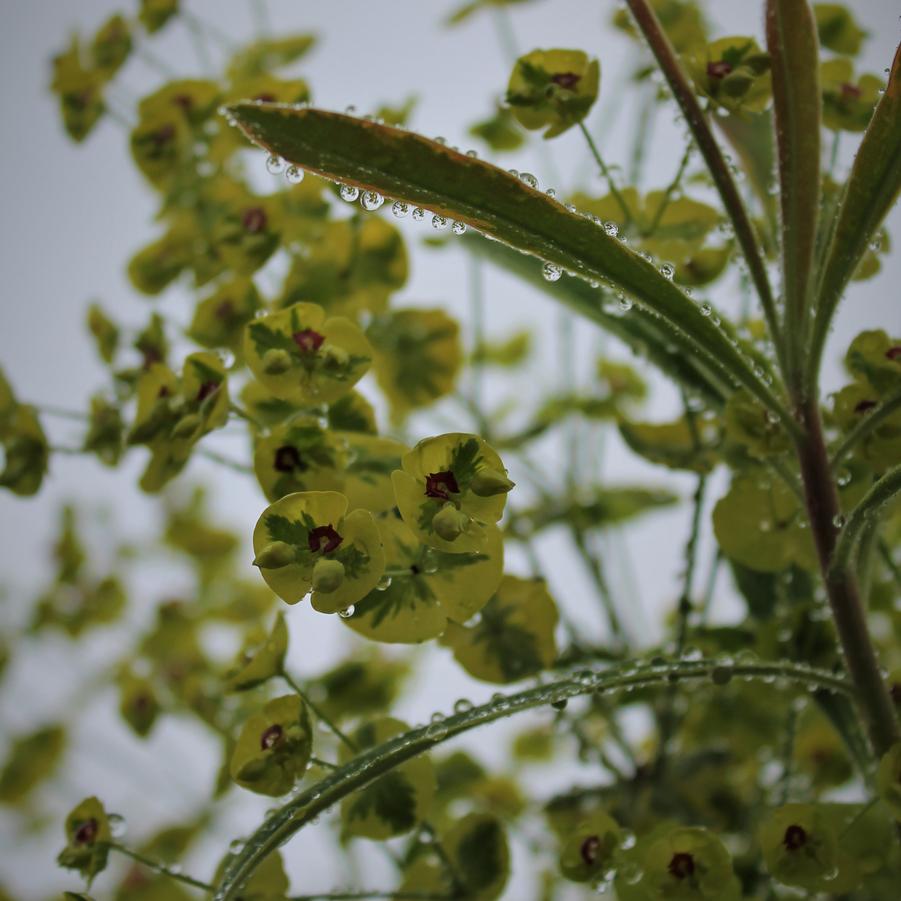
xmin=624 ymin=0 xmax=785 ymax=374
xmin=794 ymin=399 xmax=900 ymax=758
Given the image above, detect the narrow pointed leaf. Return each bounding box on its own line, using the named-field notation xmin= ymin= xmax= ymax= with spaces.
xmin=766 ymin=0 xmax=822 ymax=385
xmin=811 ymin=42 xmax=901 ymax=381
xmin=225 ymin=103 xmax=791 ymax=425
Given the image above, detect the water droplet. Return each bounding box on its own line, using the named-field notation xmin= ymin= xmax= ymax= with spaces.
xmin=168 ymin=864 xmax=183 ymax=875
xmin=426 ymin=719 xmax=448 ymax=740
xmin=361 ymin=190 xmax=384 ymax=211
xmin=339 ymin=185 xmax=359 ymax=202
xmin=376 ymin=575 xmax=392 ymax=591
xmin=603 ymin=221 xmax=619 ymax=237
xmin=452 ymin=220 xmax=467 ymax=235
xmin=700 ymin=302 xmax=712 ymax=317
xmin=229 ymin=839 xmax=245 ymax=854
xmin=542 ymin=262 xmax=562 ymax=282
xmin=266 ymin=155 xmax=284 ymax=175
xmin=338 ymin=605 xmax=355 ymax=618
xmin=618 ymin=296 xmax=633 ymax=312
xmin=507 ymin=168 xmax=519 ymax=177
xmin=431 ymin=214 xmax=448 ymax=230
xmin=832 ymin=514 xmax=846 ymax=529
xmin=108 ymin=814 xmax=127 ymax=839
xmin=344 ymin=104 xmax=357 ymax=115
xmin=465 ymin=149 xmax=479 ymax=158
xmin=284 ymin=164 xmax=303 ymax=185
xmin=659 ymin=262 xmax=675 ymax=279
xmin=545 ymin=187 xmax=557 ymax=199
xmin=565 ymin=203 xmax=577 ymax=213
xmin=453 ymin=698 xmax=473 ymax=714
xmin=392 ymin=200 xmax=409 ymax=218
xmin=836 ymin=468 xmax=851 ymax=487
xmin=412 ymin=207 xmax=426 ymax=222
xmin=519 ymin=171 xmax=538 ymax=188
xmin=434 ymin=136 xmax=447 ymax=145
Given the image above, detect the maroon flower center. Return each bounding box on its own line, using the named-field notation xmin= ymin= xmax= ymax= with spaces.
xmin=254 ymin=93 xmax=277 ymax=103
xmin=196 ymin=380 xmax=220 ymax=403
xmin=274 ymin=445 xmax=305 ymax=473
xmin=292 ymin=329 xmax=326 ymax=353
xmin=143 ymin=348 xmax=163 ymax=369
xmin=668 ymin=852 xmax=695 ymax=880
xmin=886 ymin=346 xmax=901 ymax=361
xmin=308 ymin=524 xmax=343 ymax=554
xmin=242 ymin=206 xmax=268 ymax=233
xmin=783 ymin=824 xmax=807 ymax=851
xmin=260 ymin=724 xmax=284 ymax=750
xmin=551 ymin=71 xmax=581 ymax=89
xmin=215 ymin=299 xmax=236 ymax=321
xmin=707 ymin=60 xmax=733 ymax=79
xmin=173 ymin=93 xmax=194 ymax=111
xmin=74 ymin=818 xmax=99 ymax=845
xmin=150 ymin=123 xmax=177 ymax=148
xmin=580 ymin=835 xmax=601 ymax=866
xmin=854 ymin=399 xmax=877 ymax=414
xmin=839 ymin=82 xmax=862 ymax=100
xmin=425 ymin=470 xmax=460 ymax=500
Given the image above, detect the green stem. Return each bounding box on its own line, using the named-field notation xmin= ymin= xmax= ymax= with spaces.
xmin=290 ymin=893 xmax=452 ymax=901
xmin=199 ymin=448 xmax=253 ymax=474
xmin=229 ymin=402 xmax=264 ymax=429
xmin=282 ymin=671 xmax=358 ymax=753
xmin=777 ymin=703 xmax=799 ymax=805
xmin=31 ymin=403 xmax=88 ymax=421
xmin=644 ymin=142 xmax=693 ymax=235
xmin=830 ymin=464 xmax=901 ymax=581
xmin=628 ymin=86 xmax=656 ymax=187
xmin=578 ymin=122 xmax=632 ymax=225
xmin=184 ymin=12 xmax=214 ymax=73
xmin=879 ymin=540 xmax=901 ymax=593
xmin=829 ymin=387 xmax=901 ymax=468
xmin=570 ymin=525 xmax=626 ymax=645
xmin=109 ymin=842 xmax=213 ymax=891
xmin=214 ymin=659 xmax=850 ymax=899
xmin=624 ymin=0 xmax=785 ymax=374
xmin=794 ymin=401 xmax=899 ymax=758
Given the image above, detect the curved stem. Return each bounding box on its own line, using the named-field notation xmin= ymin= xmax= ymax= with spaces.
xmin=281 ymin=671 xmax=357 ymax=753
xmin=578 ymin=122 xmax=633 ymax=225
xmin=213 ymin=658 xmax=850 ymax=900
xmin=644 ymin=142 xmax=693 ymax=235
xmin=624 ymin=0 xmax=786 ymax=375
xmin=830 ymin=464 xmax=901 ymax=581
xmin=830 ymin=387 xmax=901 ymax=468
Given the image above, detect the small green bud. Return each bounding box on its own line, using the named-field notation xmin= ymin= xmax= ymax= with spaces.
xmin=323 ymin=344 xmax=349 ymax=368
xmin=262 ymin=348 xmax=292 ymax=375
xmin=469 ymin=467 xmax=515 ymax=497
xmin=253 ymin=541 xmax=296 ymax=569
xmin=312 ymin=557 xmax=345 ymax=593
xmin=171 ymin=412 xmax=202 ymax=438
xmin=721 ymin=70 xmax=754 ymax=98
xmin=432 ymin=503 xmax=469 ymax=542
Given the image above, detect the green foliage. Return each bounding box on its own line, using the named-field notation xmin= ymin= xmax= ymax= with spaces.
xmin=5 ymin=3 xmax=900 ymax=899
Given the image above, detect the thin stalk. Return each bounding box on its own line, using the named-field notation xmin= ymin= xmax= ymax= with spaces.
xmin=251 ymin=0 xmax=271 ymax=36
xmin=199 ymin=448 xmax=254 ymax=475
xmin=184 ymin=12 xmax=214 ymax=73
xmin=644 ymin=142 xmax=693 ymax=235
xmin=290 ymin=893 xmax=452 ymax=901
xmin=214 ymin=658 xmax=851 ymax=899
xmin=109 ymin=842 xmax=213 ymax=892
xmin=628 ymin=87 xmax=656 ymax=187
xmin=624 ymin=0 xmax=785 ymax=374
xmin=829 ymin=387 xmax=901 ymax=468
xmin=578 ymin=122 xmax=633 ymax=225
xmin=282 ymin=671 xmax=357 ymax=753
xmin=229 ymin=402 xmax=264 ymax=430
xmin=794 ymin=400 xmax=900 ymax=758
xmin=700 ymin=549 xmax=722 ymax=622
xmin=31 ymin=403 xmax=88 ymax=421
xmin=571 ymin=525 xmax=626 ymax=646
xmin=467 ymin=255 xmax=489 ymax=438
xmin=777 ymin=702 xmax=799 ymax=805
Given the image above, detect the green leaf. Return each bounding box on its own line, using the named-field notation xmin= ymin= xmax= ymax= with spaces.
xmin=766 ymin=0 xmax=822 ymax=381
xmin=0 ymin=725 xmax=66 ymax=803
xmin=444 ymin=813 xmax=510 ymax=899
xmin=340 ymin=718 xmax=435 ymax=839
xmin=226 ymin=613 xmax=288 ymax=691
xmin=619 ymin=416 xmax=718 ymax=473
xmin=814 ymin=4 xmax=866 ymax=55
xmin=224 ymin=103 xmax=789 ymax=423
xmin=811 ymin=41 xmax=901 ymax=380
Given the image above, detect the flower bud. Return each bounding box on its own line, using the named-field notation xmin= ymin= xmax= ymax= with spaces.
xmin=312 ymin=556 xmax=345 ymax=593
xmin=469 ymin=467 xmax=515 ymax=497
xmin=253 ymin=540 xmax=296 ymax=569
xmin=262 ymin=348 xmax=292 ymax=375
xmin=323 ymin=344 xmax=349 ymax=368
xmin=432 ymin=503 xmax=469 ymax=542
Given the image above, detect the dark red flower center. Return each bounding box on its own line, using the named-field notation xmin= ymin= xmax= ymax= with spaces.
xmin=425 ymin=470 xmax=460 ymax=500
xmin=854 ymin=398 xmax=877 ymax=414
xmin=840 ymin=82 xmax=862 ymax=100
xmin=273 ymin=445 xmax=305 ymax=473
xmin=254 ymin=93 xmax=277 ymax=103
xmin=580 ymin=834 xmax=601 ymax=866
xmin=215 ymin=299 xmax=236 ymax=321
xmin=196 ymin=380 xmax=220 ymax=403
xmin=260 ymin=724 xmax=284 ymax=750
xmin=74 ymin=818 xmax=99 ymax=845
xmin=886 ymin=346 xmax=901 ymax=361
xmin=150 ymin=123 xmax=177 ymax=148
xmin=242 ymin=206 xmax=268 ymax=233
xmin=173 ymin=93 xmax=194 ymax=111
xmin=308 ymin=524 xmax=343 ymax=554
xmin=707 ymin=60 xmax=733 ymax=79
xmin=783 ymin=824 xmax=807 ymax=851
xmin=668 ymin=852 xmax=695 ymax=880
xmin=292 ymin=329 xmax=326 ymax=353
xmin=551 ymin=71 xmax=581 ymax=89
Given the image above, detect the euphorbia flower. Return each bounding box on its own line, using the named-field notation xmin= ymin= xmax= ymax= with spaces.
xmin=391 ymin=432 xmax=513 ymax=553
xmin=252 ymin=490 xmax=385 ymax=613
xmin=244 ymin=302 xmax=372 ymax=405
